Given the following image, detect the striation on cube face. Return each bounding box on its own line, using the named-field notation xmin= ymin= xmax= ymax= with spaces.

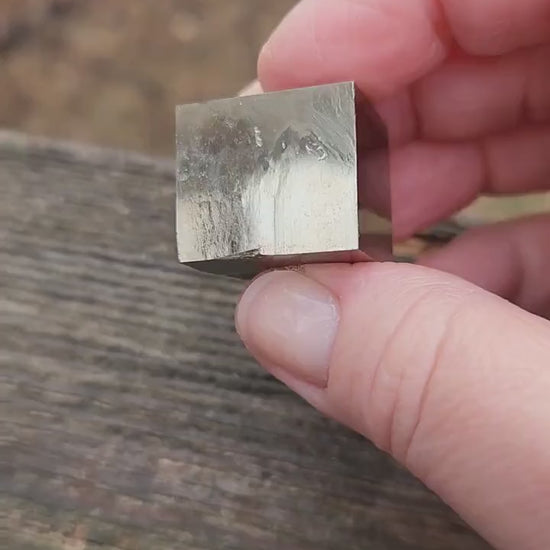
xmin=176 ymin=81 xmax=392 ymax=278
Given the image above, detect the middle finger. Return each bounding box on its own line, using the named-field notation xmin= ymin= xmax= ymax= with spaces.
xmin=419 ymin=213 xmax=550 ymax=317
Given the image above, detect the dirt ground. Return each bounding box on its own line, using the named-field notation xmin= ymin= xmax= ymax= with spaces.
xmin=0 ymin=0 xmax=297 ymax=156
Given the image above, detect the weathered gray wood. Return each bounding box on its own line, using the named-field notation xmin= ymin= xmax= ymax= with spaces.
xmin=0 ymin=131 xmax=490 ymax=549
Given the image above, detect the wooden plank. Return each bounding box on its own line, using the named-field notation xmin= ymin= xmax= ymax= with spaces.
xmin=0 ymin=131 xmax=490 ymax=549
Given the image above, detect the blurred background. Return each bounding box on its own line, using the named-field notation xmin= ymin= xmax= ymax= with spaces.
xmin=0 ymin=0 xmax=296 ymax=156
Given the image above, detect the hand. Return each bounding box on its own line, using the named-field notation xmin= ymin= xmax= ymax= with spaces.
xmin=235 ymin=2 xmax=550 ymax=549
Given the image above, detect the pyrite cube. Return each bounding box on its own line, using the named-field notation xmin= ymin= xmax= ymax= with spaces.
xmin=176 ymin=81 xmax=392 ymax=278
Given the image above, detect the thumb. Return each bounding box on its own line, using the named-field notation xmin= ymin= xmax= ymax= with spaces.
xmin=236 ymin=263 xmax=550 ymax=550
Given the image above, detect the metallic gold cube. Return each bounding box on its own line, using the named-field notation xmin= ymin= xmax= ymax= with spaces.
xmin=176 ymin=82 xmax=392 ymax=278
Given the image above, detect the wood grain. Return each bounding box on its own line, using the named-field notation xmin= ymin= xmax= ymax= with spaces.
xmin=0 ymin=131 xmax=490 ymax=549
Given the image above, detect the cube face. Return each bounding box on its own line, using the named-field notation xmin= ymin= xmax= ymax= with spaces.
xmin=176 ymin=82 xmax=391 ymax=278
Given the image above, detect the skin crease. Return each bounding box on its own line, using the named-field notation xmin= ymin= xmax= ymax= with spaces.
xmin=235 ymin=1 xmax=550 ymax=549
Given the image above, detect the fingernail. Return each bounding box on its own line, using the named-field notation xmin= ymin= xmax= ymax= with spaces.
xmin=236 ymin=271 xmax=340 ymax=386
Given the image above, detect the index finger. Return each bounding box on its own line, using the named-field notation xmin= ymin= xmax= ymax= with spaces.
xmin=259 ymin=0 xmax=550 ymax=97
xmin=259 ymin=0 xmax=448 ymax=99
